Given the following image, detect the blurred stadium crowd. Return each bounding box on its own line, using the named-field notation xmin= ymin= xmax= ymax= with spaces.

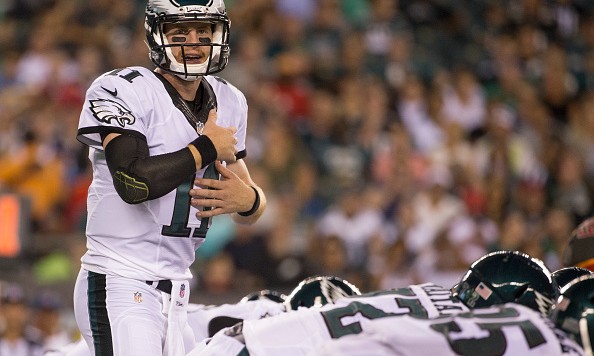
xmin=1 ymin=0 xmax=594 ymax=350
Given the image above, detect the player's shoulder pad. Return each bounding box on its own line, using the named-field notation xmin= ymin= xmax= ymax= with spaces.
xmin=87 ymin=67 xmax=158 ymax=107
xmin=89 ymin=66 xmax=155 ymax=93
xmin=84 ymin=67 xmax=157 ymax=130
xmin=205 ymin=75 xmax=247 ymax=106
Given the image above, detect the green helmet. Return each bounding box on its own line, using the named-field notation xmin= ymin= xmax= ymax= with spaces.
xmin=552 ymin=267 xmax=593 ymax=291
xmin=239 ymin=289 xmax=287 ymax=304
xmin=451 ymin=250 xmax=558 ymax=316
xmin=284 ymin=276 xmax=361 ymax=311
xmin=550 ymin=275 xmax=594 ymax=352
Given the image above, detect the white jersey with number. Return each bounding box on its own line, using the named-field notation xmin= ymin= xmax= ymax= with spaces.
xmin=77 ymin=66 xmax=247 ymax=281
xmin=316 ymin=304 xmax=584 ymax=356
xmin=194 ymin=283 xmax=469 ymax=355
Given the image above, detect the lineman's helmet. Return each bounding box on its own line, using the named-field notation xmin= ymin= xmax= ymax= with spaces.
xmin=451 ymin=250 xmax=558 ymax=316
xmin=284 ymin=275 xmax=361 ymax=311
xmin=550 ymin=275 xmax=594 ymax=353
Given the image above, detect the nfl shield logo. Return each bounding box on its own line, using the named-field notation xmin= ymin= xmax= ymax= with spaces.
xmin=180 ymin=284 xmax=186 ymax=298
xmin=134 ymin=292 xmax=142 ymax=303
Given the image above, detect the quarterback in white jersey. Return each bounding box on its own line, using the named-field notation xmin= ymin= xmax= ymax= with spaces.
xmin=190 ymin=283 xmax=469 ymax=355
xmin=76 ymin=66 xmax=246 ymax=281
xmin=316 ymin=304 xmax=584 ymax=356
xmin=73 ymin=1 xmax=266 ymax=355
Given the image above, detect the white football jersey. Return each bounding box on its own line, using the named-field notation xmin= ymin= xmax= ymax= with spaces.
xmin=77 ymin=66 xmax=247 ymax=281
xmin=196 ymin=283 xmax=469 ymax=355
xmin=187 ymin=299 xmax=286 ymax=342
xmin=316 ymin=304 xmax=584 ymax=356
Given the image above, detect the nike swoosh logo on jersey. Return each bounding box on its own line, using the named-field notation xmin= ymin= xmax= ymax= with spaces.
xmin=101 ymin=86 xmax=118 ymax=97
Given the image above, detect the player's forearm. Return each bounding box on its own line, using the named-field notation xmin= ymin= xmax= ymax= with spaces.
xmin=105 ymin=134 xmax=196 ymax=204
xmin=186 ymin=138 xmax=216 ymax=171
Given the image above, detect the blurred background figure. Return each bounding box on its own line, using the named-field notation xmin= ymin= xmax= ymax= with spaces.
xmin=0 ymin=283 xmax=43 ymax=356
xmin=28 ymin=291 xmax=71 ymax=352
xmin=562 ymin=216 xmax=594 ymax=271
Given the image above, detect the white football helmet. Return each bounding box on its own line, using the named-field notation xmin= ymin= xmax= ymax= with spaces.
xmin=145 ymin=0 xmax=230 ymax=81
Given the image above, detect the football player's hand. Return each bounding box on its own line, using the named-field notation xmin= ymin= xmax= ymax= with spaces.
xmin=190 ymin=161 xmax=255 ymax=217
xmin=202 ymin=109 xmax=237 ymax=163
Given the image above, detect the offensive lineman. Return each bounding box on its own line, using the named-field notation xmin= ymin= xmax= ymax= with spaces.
xmin=73 ymin=1 xmax=266 ymax=355
xmin=190 ymin=282 xmax=470 ymax=355
xmin=318 ymin=264 xmax=588 ymax=356
xmin=190 ymin=251 xmax=559 ymax=355
xmin=315 ymin=304 xmax=584 ymax=355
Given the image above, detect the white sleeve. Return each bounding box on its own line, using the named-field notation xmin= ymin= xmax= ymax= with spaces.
xmin=77 ymin=68 xmax=149 ymax=149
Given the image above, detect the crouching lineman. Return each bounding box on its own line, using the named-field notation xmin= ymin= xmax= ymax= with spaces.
xmin=190 ymin=275 xmax=472 ymax=355
xmin=318 ymin=270 xmax=594 ymax=356
xmin=190 ymin=250 xmax=564 ymax=356
xmin=315 ymin=251 xmax=582 ymax=356
xmin=550 ymin=275 xmax=594 ymax=356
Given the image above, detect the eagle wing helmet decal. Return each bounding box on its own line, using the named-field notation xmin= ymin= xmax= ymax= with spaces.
xmin=90 ymin=99 xmax=136 ymax=128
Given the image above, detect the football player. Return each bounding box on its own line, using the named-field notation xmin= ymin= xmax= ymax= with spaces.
xmin=316 ymin=252 xmax=570 ymax=355
xmin=317 ymin=251 xmax=569 ymax=356
xmin=73 ymin=1 xmax=266 ymax=355
xmin=451 ymin=250 xmax=559 ymax=317
xmin=283 ymin=275 xmax=362 ymax=310
xmin=188 ymin=290 xmax=287 ymax=342
xmin=315 ymin=304 xmax=584 ymax=355
xmin=552 ymin=267 xmax=593 ymax=291
xmin=191 ymin=251 xmax=560 ymax=355
xmin=189 ymin=276 xmax=468 ymax=355
xmin=550 ymin=274 xmax=594 ymax=356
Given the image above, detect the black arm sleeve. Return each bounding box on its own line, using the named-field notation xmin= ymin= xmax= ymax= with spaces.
xmin=104 ymin=134 xmax=196 ymax=204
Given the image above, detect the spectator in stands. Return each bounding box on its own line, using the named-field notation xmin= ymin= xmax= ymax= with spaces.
xmin=0 ymin=283 xmax=43 ymax=356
